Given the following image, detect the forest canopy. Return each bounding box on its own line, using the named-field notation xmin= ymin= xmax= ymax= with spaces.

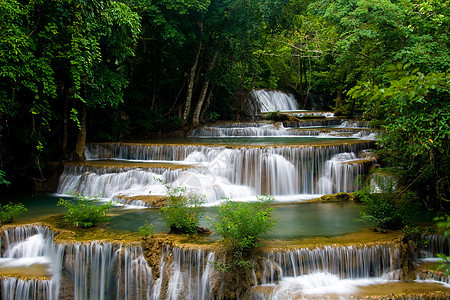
xmin=0 ymin=0 xmax=449 ymax=208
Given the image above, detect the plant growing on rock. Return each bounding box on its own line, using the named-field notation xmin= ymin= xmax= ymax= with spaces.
xmin=138 ymin=221 xmax=155 ymax=238
xmin=57 ymin=193 xmax=113 ymax=228
xmin=0 ymin=202 xmax=27 ymax=223
xmin=212 ymin=195 xmax=276 ymax=256
xmin=160 ymin=185 xmax=204 ymax=235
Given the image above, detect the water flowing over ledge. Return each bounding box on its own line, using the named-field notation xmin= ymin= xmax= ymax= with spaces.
xmin=56 ymin=142 xmax=376 ymax=205
xmin=251 ymin=90 xmax=299 ymax=112
xmin=2 ymin=225 xmax=449 ymax=299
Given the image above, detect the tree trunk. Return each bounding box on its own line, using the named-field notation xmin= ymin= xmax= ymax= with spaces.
xmin=336 ymin=89 xmax=343 ymax=108
xmin=200 ymin=89 xmax=213 ymax=123
xmin=181 ymin=24 xmax=203 ymax=127
xmin=62 ymin=96 xmax=69 ymax=158
xmin=74 ymin=102 xmax=87 ymax=161
xmin=191 ymin=47 xmax=220 ymax=128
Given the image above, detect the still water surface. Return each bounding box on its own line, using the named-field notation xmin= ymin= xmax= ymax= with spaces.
xmin=4 ymin=193 xmax=366 ymax=240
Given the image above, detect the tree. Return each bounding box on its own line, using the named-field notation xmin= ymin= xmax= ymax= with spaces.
xmin=0 ymin=0 xmax=140 ymax=191
xmin=348 ymin=64 xmax=450 ymax=207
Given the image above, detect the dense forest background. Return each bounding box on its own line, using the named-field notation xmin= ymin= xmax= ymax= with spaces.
xmin=0 ymin=0 xmax=448 ymax=209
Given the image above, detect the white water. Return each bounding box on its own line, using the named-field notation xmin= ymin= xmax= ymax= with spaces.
xmin=0 ymin=226 xmax=64 ymax=300
xmin=154 ymin=246 xmax=215 ymax=299
xmin=253 ymin=244 xmax=402 ymax=299
xmin=258 ymin=273 xmax=390 ymax=299
xmin=259 ymin=244 xmax=400 ymax=283
xmin=317 ymin=152 xmax=372 ymax=194
xmin=189 ymin=123 xmax=374 ymax=139
xmin=57 ymin=143 xmax=375 ymax=205
xmin=251 ymin=90 xmax=299 ymax=112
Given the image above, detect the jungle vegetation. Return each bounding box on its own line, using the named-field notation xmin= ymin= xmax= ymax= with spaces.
xmin=0 ymin=0 xmax=449 ymax=212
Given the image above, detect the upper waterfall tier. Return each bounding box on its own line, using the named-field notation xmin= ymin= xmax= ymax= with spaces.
xmin=57 ymin=142 xmax=375 ymax=205
xmin=189 ymin=121 xmax=374 ymax=138
xmin=251 ymin=90 xmax=299 ymax=112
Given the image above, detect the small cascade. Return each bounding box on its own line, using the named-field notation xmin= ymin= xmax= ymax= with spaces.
xmin=57 ymin=164 xmax=172 ymax=199
xmin=339 ymin=120 xmax=370 ymax=128
xmin=251 ymin=90 xmax=299 ymax=112
xmin=317 ymin=152 xmax=375 ymax=194
xmin=283 ymin=119 xmax=344 ymax=128
xmin=290 ymin=111 xmax=335 ymax=118
xmin=419 ymin=235 xmax=450 ymax=259
xmin=0 ymin=225 xmax=64 ymax=300
xmin=369 ymin=172 xmax=397 ymax=193
xmin=154 ymin=246 xmax=215 ymax=299
xmin=258 ymin=244 xmax=400 ymax=283
xmin=62 ymin=242 xmax=152 ymax=300
xmin=189 ymin=122 xmax=289 ymax=137
xmin=253 ymin=244 xmax=401 ymax=299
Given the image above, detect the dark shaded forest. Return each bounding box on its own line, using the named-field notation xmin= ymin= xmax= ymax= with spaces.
xmin=1 ymin=0 xmax=448 ymax=210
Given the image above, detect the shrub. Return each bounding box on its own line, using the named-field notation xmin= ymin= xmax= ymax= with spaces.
xmin=434 ymin=215 xmax=450 ymax=274
xmin=356 ymin=187 xmax=417 ymax=230
xmin=160 ymin=185 xmax=204 ymax=235
xmin=211 ymin=195 xmax=276 ymax=255
xmin=138 ymin=221 xmax=155 ymax=237
xmin=57 ymin=194 xmax=113 ymax=228
xmin=0 ymin=202 xmax=27 ymax=223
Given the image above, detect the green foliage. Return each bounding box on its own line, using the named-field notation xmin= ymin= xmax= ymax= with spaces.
xmin=349 ymin=65 xmax=449 ymax=207
xmin=57 ymin=194 xmax=113 ymax=228
xmin=205 ymin=111 xmax=220 ymax=122
xmin=0 ymin=170 xmax=10 ymax=186
xmin=160 ymin=185 xmax=204 ymax=235
xmin=211 ymin=195 xmax=276 ymax=255
xmin=138 ymin=221 xmax=155 ymax=237
xmin=435 ymin=215 xmax=450 ymax=238
xmin=356 ymin=186 xmax=417 ymax=230
xmin=0 ymin=202 xmax=27 ymax=224
xmin=434 ymin=215 xmax=450 ymax=274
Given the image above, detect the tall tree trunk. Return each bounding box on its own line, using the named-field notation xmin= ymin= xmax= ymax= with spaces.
xmin=200 ymin=89 xmax=213 ymax=123
xmin=74 ymin=102 xmax=87 ymax=161
xmin=62 ymin=96 xmax=69 ymax=158
xmin=181 ymin=23 xmax=203 ymax=127
xmin=62 ymin=87 xmax=72 ymax=159
xmin=336 ymin=89 xmax=343 ymax=109
xmin=192 ymin=47 xmax=220 ymax=128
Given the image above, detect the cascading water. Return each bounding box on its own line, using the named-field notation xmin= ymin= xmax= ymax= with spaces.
xmin=251 ymin=90 xmax=299 ymax=112
xmin=1 ymin=226 xmax=218 ymax=300
xmin=154 ymin=246 xmax=215 ymax=300
xmin=253 ymin=244 xmax=402 ymax=299
xmin=57 ymin=142 xmax=375 ymax=205
xmin=316 ymin=152 xmax=373 ymax=194
xmin=0 ymin=225 xmax=64 ymax=300
xmin=62 ymin=242 xmax=153 ymax=300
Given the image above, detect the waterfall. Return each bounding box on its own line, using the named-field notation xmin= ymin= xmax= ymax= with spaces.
xmin=419 ymin=235 xmax=450 ymax=259
xmin=1 ymin=226 xmax=218 ymax=300
xmin=260 ymin=244 xmax=400 ymax=283
xmin=189 ymin=123 xmax=289 ymax=137
xmin=0 ymin=225 xmax=64 ymax=300
xmin=283 ymin=119 xmax=344 ymax=128
xmin=251 ymin=90 xmax=299 ymax=112
xmin=57 ymin=165 xmax=171 ymax=199
xmin=317 ymin=152 xmax=373 ymax=194
xmin=63 ymin=242 xmax=152 ymax=300
xmin=61 ymin=142 xmax=374 ymax=202
xmin=253 ymin=244 xmax=401 ymax=299
xmin=155 ymin=246 xmax=215 ymax=299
